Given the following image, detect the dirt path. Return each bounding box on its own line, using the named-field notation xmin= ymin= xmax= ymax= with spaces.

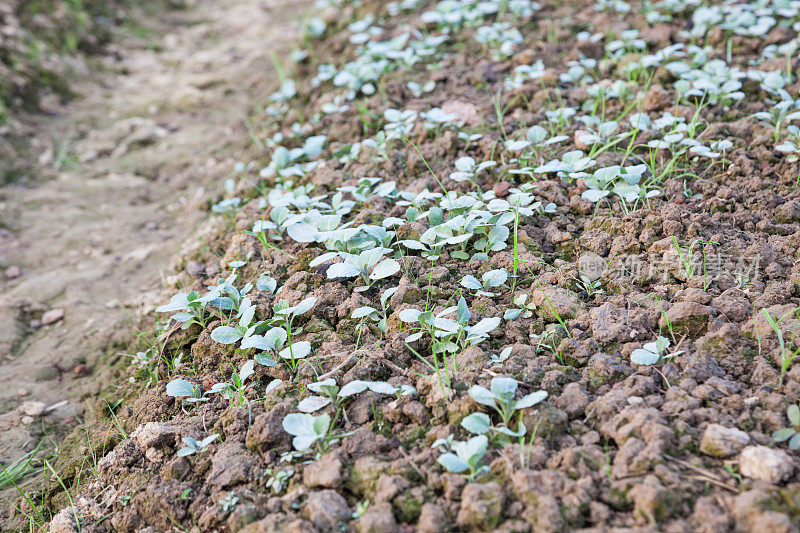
xmin=0 ymin=0 xmax=307 ymax=480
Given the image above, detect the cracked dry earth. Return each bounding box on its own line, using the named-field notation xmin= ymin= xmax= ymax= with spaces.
xmin=0 ymin=0 xmax=308 ymax=520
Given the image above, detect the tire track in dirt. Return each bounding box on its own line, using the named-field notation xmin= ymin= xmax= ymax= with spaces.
xmin=0 ymin=0 xmax=309 ymax=512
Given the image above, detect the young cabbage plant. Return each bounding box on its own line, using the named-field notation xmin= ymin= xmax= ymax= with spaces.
xmin=165 ymin=378 xmax=211 ymax=404
xmin=398 ymin=228 xmax=448 ymax=261
xmin=351 ymin=286 xmax=399 ymax=337
xmin=265 ymin=297 xmax=316 ymax=369
xmin=286 ymin=214 xmax=355 ymax=246
xmin=338 ymin=379 xmax=416 ymax=399
xmin=243 ymin=215 xmax=294 ymax=257
xmin=468 ymin=377 xmax=548 ymax=427
xmin=298 ymin=378 xmax=341 ymax=413
xmin=461 ymin=411 xmax=527 ymax=439
xmin=472 ymin=223 xmax=510 ymax=258
xmin=449 ymin=156 xmax=497 ymax=189
xmin=503 ymin=294 xmax=535 ymax=320
xmin=156 ymin=290 xmax=217 ymax=330
xmin=630 ymin=336 xmax=683 ymax=366
xmin=772 ymin=404 xmax=800 ymax=450
xmin=311 ymin=248 xmax=400 ymax=291
xmin=433 ymin=434 xmax=490 ymax=480
xmin=177 ymin=433 xmax=220 ymax=457
xmin=221 ymin=360 xmax=256 ymax=406
xmin=256 ymin=274 xmax=279 ymax=294
xmin=206 ymin=273 xmax=253 ymax=312
xmin=489 ymin=346 xmax=513 ymax=365
xmin=458 ymin=132 xmax=483 ymax=149
xmin=282 ymin=412 xmax=349 ymax=453
xmin=210 ymin=297 xmax=264 ymax=346
xmin=460 ymin=269 xmax=508 ymax=297
xmin=534 ymin=149 xmax=596 ymax=180
xmin=298 ymin=377 xmax=415 ymax=414
xmin=399 ymin=297 xmax=501 ymax=355
xmin=407 ymin=80 xmax=435 ymax=97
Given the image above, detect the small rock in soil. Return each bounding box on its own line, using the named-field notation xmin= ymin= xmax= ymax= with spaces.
xmin=41 ymin=308 xmax=65 ymax=325
xmin=19 ymin=400 xmax=46 ymax=417
xmin=303 ymin=490 xmax=351 ymax=530
xmin=699 ymin=424 xmax=750 ymax=458
xmin=418 ymin=503 xmax=447 ymax=533
xmin=354 ymin=502 xmax=398 ymax=533
xmin=4 ymin=265 xmax=22 ymax=279
xmin=738 ymin=446 xmax=794 ymax=483
xmin=457 ymin=482 xmax=505 ymax=530
xmin=303 ymin=452 xmax=343 ymax=488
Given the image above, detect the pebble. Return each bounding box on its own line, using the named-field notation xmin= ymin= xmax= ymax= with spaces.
xmin=739 ymin=446 xmax=794 ymax=483
xmin=20 ymin=400 xmax=47 ymax=417
xmin=699 ymin=424 xmax=750 ymax=458
xmin=41 ymin=308 xmax=65 ymax=325
xmin=186 ymin=261 xmax=206 ymax=277
xmin=5 ymin=265 xmax=22 ymax=279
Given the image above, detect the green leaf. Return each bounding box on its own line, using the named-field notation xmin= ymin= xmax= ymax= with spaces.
xmin=239 ymin=360 xmax=255 ymax=382
xmin=631 ymin=348 xmax=660 ymax=366
xmin=773 ymin=428 xmax=796 ymax=442
xmin=469 ymin=317 xmax=501 ymax=336
xmin=461 ymin=413 xmax=491 ymax=435
xmin=370 ymin=259 xmax=400 ymax=280
xmin=338 ymin=380 xmax=369 ymax=397
xmin=490 ymin=377 xmax=517 ymax=398
xmin=328 ymin=262 xmax=360 ymax=279
xmin=460 ymin=275 xmax=483 ymax=291
xmin=287 ymin=223 xmax=317 ymax=243
xmin=788 ymin=404 xmax=800 ymax=427
xmin=312 ymin=413 xmax=331 ymax=436
xmin=482 ymin=269 xmax=508 ymax=288
xmin=211 ymin=326 xmax=243 ymax=344
xmin=298 ymin=396 xmax=331 ymax=413
xmin=464 ymin=435 xmax=488 ymax=462
xmin=398 ymin=309 xmax=422 ymax=323
xmin=515 ymin=390 xmax=548 ymax=409
xmin=493 ymin=422 xmax=526 ymax=438
xmin=468 ymin=385 xmax=497 ymax=408
xmin=279 ymin=341 xmax=311 ymax=360
xmin=352 ymin=306 xmax=378 ymax=319
xmin=166 ymin=379 xmax=197 ymax=398
xmin=291 ymin=297 xmax=317 ymax=316
xmin=437 ymin=453 xmax=469 ymax=473
xmin=282 ymin=413 xmax=315 ymax=437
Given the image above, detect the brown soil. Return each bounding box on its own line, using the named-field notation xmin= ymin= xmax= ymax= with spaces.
xmin=5 ymin=0 xmax=800 ymax=532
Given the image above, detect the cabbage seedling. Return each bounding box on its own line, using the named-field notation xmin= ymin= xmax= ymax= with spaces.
xmin=177 ymin=433 xmax=219 ymax=457
xmin=311 ymin=248 xmax=400 ymax=291
xmin=399 ymin=297 xmax=500 ymax=354
xmin=460 ymin=412 xmax=526 ymax=439
xmin=503 ymin=294 xmax=535 ymax=320
xmin=210 ymin=297 xmax=263 ymax=346
xmin=282 ymin=412 xmax=348 ymax=453
xmin=165 ymin=378 xmax=209 ymax=404
xmin=460 ymin=268 xmax=508 ymax=297
xmin=630 ymin=336 xmax=682 ymax=366
xmin=772 ymin=404 xmax=800 ymax=450
xmin=298 ymin=378 xmax=340 ymax=413
xmin=156 ymin=290 xmax=216 ymax=330
xmin=351 ymin=286 xmax=398 ymax=338
xmin=434 ymin=434 xmax=490 ymax=480
xmin=266 ymin=297 xmax=316 ymax=369
xmin=469 ymin=377 xmax=547 ymax=427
